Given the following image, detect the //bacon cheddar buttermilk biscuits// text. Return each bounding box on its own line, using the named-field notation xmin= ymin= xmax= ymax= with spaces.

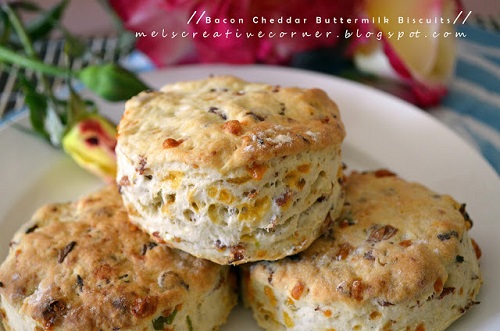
xmin=242 ymin=170 xmax=482 ymax=331
xmin=116 ymin=76 xmax=346 ymax=265
xmin=0 ymin=185 xmax=237 ymax=330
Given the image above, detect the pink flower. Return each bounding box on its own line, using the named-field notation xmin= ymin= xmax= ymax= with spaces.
xmin=109 ymin=0 xmax=359 ymax=66
xmin=351 ymin=0 xmax=460 ymax=107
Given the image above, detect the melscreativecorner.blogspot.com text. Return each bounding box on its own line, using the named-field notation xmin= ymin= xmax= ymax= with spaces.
xmin=134 ymin=10 xmax=472 ymax=41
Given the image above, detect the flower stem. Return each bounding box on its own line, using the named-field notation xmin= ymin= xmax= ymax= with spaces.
xmin=0 ymin=46 xmax=70 ymax=77
xmin=2 ymin=3 xmax=37 ymax=57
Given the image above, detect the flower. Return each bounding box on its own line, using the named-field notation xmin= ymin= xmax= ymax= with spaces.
xmin=109 ymin=0 xmax=359 ymax=66
xmin=351 ymin=0 xmax=460 ymax=107
xmin=62 ymin=114 xmax=117 ymax=183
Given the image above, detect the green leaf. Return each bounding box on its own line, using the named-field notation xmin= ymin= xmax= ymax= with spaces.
xmin=18 ymin=76 xmax=49 ymax=140
xmin=26 ymin=0 xmax=69 ymax=41
xmin=78 ymin=63 xmax=150 ymax=102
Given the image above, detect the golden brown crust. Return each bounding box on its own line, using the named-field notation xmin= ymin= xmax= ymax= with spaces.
xmin=244 ymin=170 xmax=482 ymax=330
xmin=0 ymin=185 xmax=234 ymax=330
xmin=117 ymin=75 xmax=345 ymax=172
xmin=256 ymin=171 xmax=476 ymax=304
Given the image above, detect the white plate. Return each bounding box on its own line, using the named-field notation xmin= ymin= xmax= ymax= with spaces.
xmin=1 ymin=64 xmax=499 ymax=330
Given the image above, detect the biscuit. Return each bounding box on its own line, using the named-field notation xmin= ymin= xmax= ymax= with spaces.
xmin=0 ymin=186 xmax=237 ymax=330
xmin=242 ymin=170 xmax=482 ymax=331
xmin=116 ymin=76 xmax=345 ymax=264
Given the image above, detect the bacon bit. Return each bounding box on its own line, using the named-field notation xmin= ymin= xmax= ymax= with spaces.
xmin=336 ymin=243 xmax=353 ymax=260
xmin=367 ymin=225 xmax=398 ymax=243
xmin=136 ymin=155 xmax=147 ymax=175
xmin=119 ymin=175 xmax=130 ymax=186
xmin=471 ymin=239 xmax=482 ymax=259
xmin=58 ymin=241 xmax=76 ymax=263
xmin=351 ymin=279 xmax=365 ymax=301
xmin=320 ymin=117 xmax=330 ymax=124
xmin=162 ymin=138 xmax=183 ymax=149
xmin=434 ymin=278 xmax=443 ymax=294
xmin=229 ymin=245 xmax=245 ymax=263
xmin=415 ymin=322 xmax=426 ymax=331
xmin=271 ymin=85 xmax=280 ymax=93
xmin=275 ymin=191 xmax=291 ymax=207
xmin=247 ymin=163 xmax=268 ymax=180
xmin=399 ymin=240 xmax=413 ymax=247
xmin=131 ymin=296 xmax=158 ymax=318
xmin=152 ymin=232 xmax=167 ymax=244
xmin=41 ymin=299 xmax=66 ymax=328
xmin=222 ymin=120 xmax=242 ymax=135
xmin=438 ymin=287 xmax=455 ymax=300
xmin=374 ymin=169 xmax=397 ymax=177
xmin=291 ymin=281 xmax=305 ymax=300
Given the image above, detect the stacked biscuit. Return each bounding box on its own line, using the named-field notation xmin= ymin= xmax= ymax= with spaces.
xmin=116 ymin=75 xmax=346 ymax=265
xmin=0 ymin=76 xmax=482 ymax=331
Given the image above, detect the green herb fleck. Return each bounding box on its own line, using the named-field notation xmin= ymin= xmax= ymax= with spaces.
xmin=186 ymin=315 xmax=193 ymax=331
xmin=152 ymin=309 xmax=177 ymax=330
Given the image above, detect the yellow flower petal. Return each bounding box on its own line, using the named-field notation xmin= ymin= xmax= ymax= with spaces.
xmin=62 ymin=114 xmax=117 ymax=182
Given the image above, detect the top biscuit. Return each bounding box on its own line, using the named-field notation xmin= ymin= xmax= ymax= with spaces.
xmin=117 ymin=75 xmax=345 ymax=173
xmin=116 ymin=76 xmax=346 ymax=264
